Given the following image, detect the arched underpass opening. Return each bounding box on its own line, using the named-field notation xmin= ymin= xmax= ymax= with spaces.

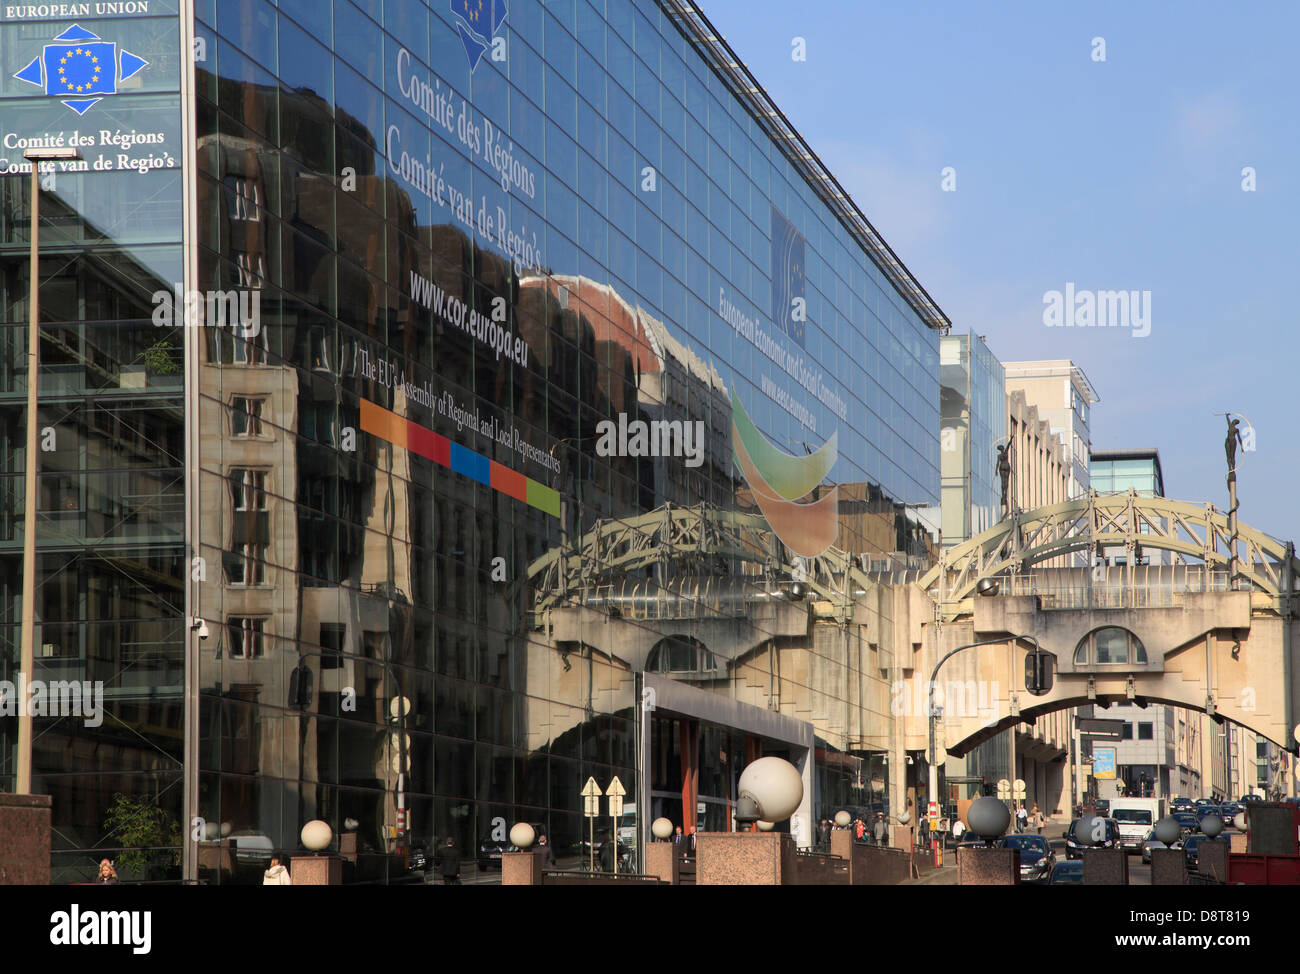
xmin=947 ymin=695 xmax=1289 ymax=758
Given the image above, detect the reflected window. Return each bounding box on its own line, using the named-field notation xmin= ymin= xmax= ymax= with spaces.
xmin=646 ymin=636 xmax=716 ymax=675
xmin=224 ymin=175 xmax=262 ymax=222
xmin=225 ymin=543 xmax=267 ymax=585
xmin=230 ymin=396 xmax=265 ymax=436
xmin=230 ymin=468 xmax=268 ymax=511
xmin=228 ymin=616 xmax=267 ymax=659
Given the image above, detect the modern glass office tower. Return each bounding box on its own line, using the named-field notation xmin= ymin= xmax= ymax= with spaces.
xmin=939 ymin=333 xmax=1004 ymax=548
xmin=1 ymin=0 xmax=947 ymax=882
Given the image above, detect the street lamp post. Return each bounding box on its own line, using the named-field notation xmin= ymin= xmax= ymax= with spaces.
xmin=16 ymin=147 xmax=80 ymax=795
xmin=926 ymin=633 xmax=1041 ymax=847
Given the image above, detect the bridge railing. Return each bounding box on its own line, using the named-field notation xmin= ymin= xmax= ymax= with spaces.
xmin=998 ymin=568 xmax=1244 ymax=611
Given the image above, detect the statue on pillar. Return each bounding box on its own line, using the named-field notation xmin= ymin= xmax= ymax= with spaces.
xmin=1225 ymin=414 xmax=1244 ymax=482
xmin=996 ymin=443 xmax=1012 ymax=514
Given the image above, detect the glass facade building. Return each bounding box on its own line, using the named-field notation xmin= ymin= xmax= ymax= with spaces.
xmin=1 ymin=0 xmax=947 ymax=882
xmin=939 ymin=333 xmax=1004 ymax=547
xmin=1089 ymin=449 xmax=1164 ymax=498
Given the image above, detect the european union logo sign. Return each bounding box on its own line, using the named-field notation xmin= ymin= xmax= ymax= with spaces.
xmin=771 ymin=205 xmax=806 ymax=348
xmin=450 ymin=0 xmax=507 ymax=72
xmin=13 ymin=24 xmax=149 ymax=116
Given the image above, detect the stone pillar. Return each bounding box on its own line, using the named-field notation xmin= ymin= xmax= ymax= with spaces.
xmin=1082 ymin=848 xmax=1128 ymax=885
xmin=0 ymin=794 xmax=51 ymax=885
xmin=1228 ymin=832 xmax=1247 ymax=854
xmin=830 ymin=828 xmax=853 ymax=861
xmin=644 ymin=842 xmax=680 ymax=885
xmin=501 ymin=850 xmax=544 ymax=886
xmin=1150 ymin=848 xmax=1186 ymax=886
xmin=957 ymin=847 xmax=1019 ymax=885
xmin=697 ymin=831 xmax=793 ymax=885
xmin=1195 ymin=839 xmax=1228 ymax=883
xmin=290 ymin=854 xmax=343 ymax=885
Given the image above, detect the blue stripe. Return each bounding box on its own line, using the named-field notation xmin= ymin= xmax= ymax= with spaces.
xmin=449 ymin=442 xmax=490 ymax=485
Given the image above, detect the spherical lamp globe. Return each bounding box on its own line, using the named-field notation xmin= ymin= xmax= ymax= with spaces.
xmin=300 ymin=819 xmax=332 ymax=852
xmin=967 ymin=796 xmax=1011 ymax=841
xmin=651 ymin=817 xmax=674 ymax=841
xmin=1200 ymin=813 xmax=1224 ymax=839
xmin=1154 ymin=817 xmax=1181 ymax=846
xmin=509 ymin=822 xmax=536 ymax=849
xmin=833 ymin=810 xmax=851 ymax=829
xmin=757 ymin=820 xmax=775 ymax=832
xmin=1233 ymin=811 xmax=1248 ymax=832
xmin=736 ymin=756 xmax=803 ymax=823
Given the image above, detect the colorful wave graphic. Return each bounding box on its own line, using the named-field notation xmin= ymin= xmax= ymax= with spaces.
xmin=731 ymin=388 xmax=838 ymax=557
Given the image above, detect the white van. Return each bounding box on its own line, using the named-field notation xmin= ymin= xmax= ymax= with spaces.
xmin=1111 ymin=797 xmax=1164 ymax=854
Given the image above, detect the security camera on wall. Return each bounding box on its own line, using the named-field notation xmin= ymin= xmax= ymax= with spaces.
xmin=191 ymin=618 xmax=210 ymax=640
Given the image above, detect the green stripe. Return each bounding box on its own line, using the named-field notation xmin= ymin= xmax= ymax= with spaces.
xmin=526 ymin=479 xmax=561 ymax=518
xmin=731 ymin=387 xmax=837 ymax=498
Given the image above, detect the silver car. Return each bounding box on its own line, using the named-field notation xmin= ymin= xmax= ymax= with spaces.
xmin=1141 ymin=828 xmax=1181 ymax=864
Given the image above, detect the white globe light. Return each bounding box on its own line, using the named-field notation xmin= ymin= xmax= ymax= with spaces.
xmin=1233 ymin=812 xmax=1248 ymax=831
xmin=1201 ymin=814 xmax=1224 ymax=839
xmin=344 ymin=817 xmax=359 ymax=831
xmin=737 ymin=756 xmax=803 ymax=822
xmin=301 ymin=819 xmax=332 ymax=852
xmin=834 ymin=810 xmax=851 ymax=828
xmin=220 ymin=822 xmax=233 ymax=838
xmin=203 ymin=821 xmax=220 ymax=841
xmin=509 ymin=822 xmax=535 ymax=849
xmin=651 ymin=817 xmax=674 ymax=840
xmin=757 ymin=820 xmax=775 ymax=831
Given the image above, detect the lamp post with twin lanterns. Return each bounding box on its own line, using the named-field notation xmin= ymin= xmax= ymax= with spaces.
xmin=16 ymin=146 xmax=81 ymax=795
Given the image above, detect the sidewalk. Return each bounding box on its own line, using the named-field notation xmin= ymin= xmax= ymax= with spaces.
xmin=900 ymin=863 xmax=958 ymax=885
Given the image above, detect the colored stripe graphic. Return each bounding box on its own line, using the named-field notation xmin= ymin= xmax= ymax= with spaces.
xmin=360 ymin=398 xmax=560 ymax=518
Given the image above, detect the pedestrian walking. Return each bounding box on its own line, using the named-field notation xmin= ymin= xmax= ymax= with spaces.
xmin=262 ymin=856 xmax=291 ymax=885
xmin=854 ymin=817 xmax=866 ymax=841
xmin=873 ymin=812 xmax=888 ymax=846
xmin=438 ymin=836 xmax=462 ymax=885
xmin=1030 ymin=803 xmax=1045 ymax=834
xmin=1016 ymin=803 xmax=1028 ymax=832
xmin=537 ymin=834 xmax=556 ymax=870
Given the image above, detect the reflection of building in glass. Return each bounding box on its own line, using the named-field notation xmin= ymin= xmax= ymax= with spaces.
xmin=940 ymin=334 xmax=1005 ymax=547
xmin=5 ymin=1 xmax=971 ymax=881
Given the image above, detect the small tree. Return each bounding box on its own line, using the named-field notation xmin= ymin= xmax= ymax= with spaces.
xmin=103 ymin=793 xmax=182 ymax=876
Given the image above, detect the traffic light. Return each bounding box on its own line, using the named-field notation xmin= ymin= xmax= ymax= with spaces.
xmin=1025 ymin=650 xmax=1055 ymax=696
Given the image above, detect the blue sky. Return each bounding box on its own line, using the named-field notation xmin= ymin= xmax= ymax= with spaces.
xmin=702 ymin=0 xmax=1300 ymax=544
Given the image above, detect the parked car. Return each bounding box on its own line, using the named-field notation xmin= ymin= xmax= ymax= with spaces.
xmin=1048 ymin=860 xmax=1085 ymax=885
xmin=998 ymin=833 xmax=1055 ymax=883
xmin=1141 ymin=828 xmax=1182 ymax=864
xmin=1194 ymin=804 xmax=1224 ymax=827
xmin=407 ymin=840 xmax=431 ymax=874
xmin=1064 ymin=818 xmax=1120 ymax=860
xmin=478 ymin=837 xmax=510 ymax=870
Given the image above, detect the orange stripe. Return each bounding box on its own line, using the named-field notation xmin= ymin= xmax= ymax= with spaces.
xmin=491 ymin=461 xmax=527 ymax=502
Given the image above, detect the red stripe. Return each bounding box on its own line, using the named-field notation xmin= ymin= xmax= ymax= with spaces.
xmin=408 ymin=423 xmax=449 ymax=466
